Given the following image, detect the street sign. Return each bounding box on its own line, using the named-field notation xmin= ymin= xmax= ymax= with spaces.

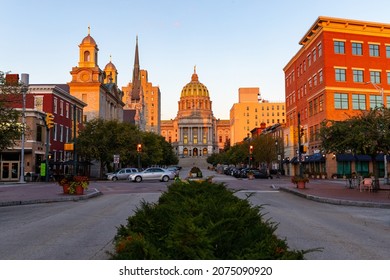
xmin=113 ymin=154 xmax=120 ymax=164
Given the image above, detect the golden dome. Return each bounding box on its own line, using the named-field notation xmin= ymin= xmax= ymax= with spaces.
xmin=180 ymin=67 xmax=209 ymax=98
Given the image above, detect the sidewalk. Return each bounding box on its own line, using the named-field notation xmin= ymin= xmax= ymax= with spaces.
xmin=1 ymin=172 xmax=390 ymax=208
xmin=203 ymin=169 xmax=390 ymax=208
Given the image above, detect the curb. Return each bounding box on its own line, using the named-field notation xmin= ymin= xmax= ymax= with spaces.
xmin=0 ymin=188 xmax=103 ymax=207
xmin=279 ymin=186 xmax=390 ymax=209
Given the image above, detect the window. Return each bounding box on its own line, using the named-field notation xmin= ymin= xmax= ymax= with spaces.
xmin=318 ymin=70 xmax=323 ymax=84
xmin=59 ymin=125 xmax=63 ymax=142
xmin=334 ymin=41 xmax=345 ymax=54
xmin=34 ymin=96 xmax=43 ymax=111
xmin=353 ymin=70 xmax=364 ymax=83
xmin=387 ymin=72 xmax=390 ymax=84
xmin=36 ymin=125 xmax=42 ymax=142
xmin=65 ymin=103 xmax=69 ymax=118
xmin=352 ymin=94 xmax=366 ymax=110
xmin=54 ymin=98 xmax=58 ymax=113
xmin=308 ymin=53 xmax=311 ymax=66
xmin=369 ymin=44 xmax=380 ymax=57
xmin=312 ymin=49 xmax=317 ymax=62
xmin=386 ymin=45 xmax=390 ymax=58
xmin=370 ymin=95 xmax=383 ymax=109
xmin=60 ymin=100 xmax=64 ymax=116
xmin=318 ymin=43 xmax=322 ymax=57
xmin=370 ymin=71 xmax=381 ymax=83
xmin=334 ymin=93 xmax=348 ymax=109
xmin=335 ymin=68 xmax=346 ymax=82
xmin=319 ymin=95 xmax=324 ymax=112
xmin=352 ymin=43 xmax=363 ymax=55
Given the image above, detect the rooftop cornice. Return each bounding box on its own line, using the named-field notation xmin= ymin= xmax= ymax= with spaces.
xmin=300 ymin=16 xmax=390 ymax=46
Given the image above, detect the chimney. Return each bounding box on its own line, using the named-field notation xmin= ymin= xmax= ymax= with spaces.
xmin=5 ymin=74 xmax=19 ymax=86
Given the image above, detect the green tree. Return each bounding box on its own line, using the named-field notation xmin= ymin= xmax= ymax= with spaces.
xmin=76 ymin=119 xmax=140 ymax=177
xmin=319 ymin=108 xmax=390 ymax=178
xmin=251 ymin=134 xmax=277 ymax=170
xmin=0 ymin=71 xmax=22 ymax=151
xmin=76 ymin=118 xmax=178 ymax=177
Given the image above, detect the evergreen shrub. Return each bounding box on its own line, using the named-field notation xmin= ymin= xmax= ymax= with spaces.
xmin=110 ymin=180 xmax=306 ymax=259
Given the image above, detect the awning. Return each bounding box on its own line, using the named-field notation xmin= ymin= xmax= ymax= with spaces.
xmin=336 ymin=154 xmax=355 ymax=161
xmin=375 ymin=154 xmax=390 ymax=161
xmin=290 ymin=157 xmax=298 ymax=164
xmin=355 ymin=155 xmax=371 ymax=161
xmin=307 ymin=153 xmax=325 ymax=162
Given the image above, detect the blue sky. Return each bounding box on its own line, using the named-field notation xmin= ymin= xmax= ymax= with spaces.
xmin=2 ymin=0 xmax=390 ymax=119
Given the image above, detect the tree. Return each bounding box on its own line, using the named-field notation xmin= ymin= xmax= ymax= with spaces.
xmin=319 ymin=108 xmax=390 ymax=179
xmin=76 ymin=119 xmax=141 ymax=177
xmin=76 ymin=118 xmax=178 ymax=178
xmin=0 ymin=71 xmax=22 ymax=151
xmin=251 ymin=134 xmax=277 ymax=170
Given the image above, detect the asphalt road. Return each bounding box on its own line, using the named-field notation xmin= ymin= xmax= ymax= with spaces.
xmin=0 ymin=192 xmax=160 ymax=260
xmin=236 ymin=190 xmax=390 ymax=259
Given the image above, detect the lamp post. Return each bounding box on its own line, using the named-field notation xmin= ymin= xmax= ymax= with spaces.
xmin=19 ymin=74 xmax=29 ymax=183
xmin=137 ymin=144 xmax=142 ymax=169
xmin=366 ymin=81 xmax=387 ymax=182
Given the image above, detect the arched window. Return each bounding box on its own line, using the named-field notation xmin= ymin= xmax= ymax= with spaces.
xmin=84 ymin=51 xmax=90 ymax=62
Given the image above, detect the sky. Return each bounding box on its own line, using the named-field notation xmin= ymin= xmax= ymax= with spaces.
xmin=2 ymin=0 xmax=390 ymax=120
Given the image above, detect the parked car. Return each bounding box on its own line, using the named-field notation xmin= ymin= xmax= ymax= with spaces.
xmin=166 ymin=166 xmax=180 ymax=176
xmin=128 ymin=167 xmax=176 ymax=183
xmin=252 ymin=169 xmax=273 ymax=179
xmin=107 ymin=168 xmax=139 ymax=181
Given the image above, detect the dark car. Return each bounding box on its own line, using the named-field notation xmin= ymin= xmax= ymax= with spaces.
xmin=252 ymin=169 xmax=273 ymax=179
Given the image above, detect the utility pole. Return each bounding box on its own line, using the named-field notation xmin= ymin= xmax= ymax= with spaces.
xmin=298 ymin=113 xmax=303 ymax=177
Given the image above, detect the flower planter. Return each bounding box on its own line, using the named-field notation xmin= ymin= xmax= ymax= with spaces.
xmin=62 ymin=184 xmax=70 ymax=194
xmin=75 ymin=185 xmax=84 ymax=195
xmin=297 ymin=181 xmax=306 ymax=189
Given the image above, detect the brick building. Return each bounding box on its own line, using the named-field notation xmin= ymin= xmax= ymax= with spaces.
xmin=283 ymin=16 xmax=390 ymax=177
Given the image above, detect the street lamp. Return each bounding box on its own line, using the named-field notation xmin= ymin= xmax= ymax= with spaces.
xmin=366 ymin=81 xmax=388 ymax=182
xmin=19 ymin=74 xmax=29 ymax=183
xmin=137 ymin=144 xmax=142 ymax=169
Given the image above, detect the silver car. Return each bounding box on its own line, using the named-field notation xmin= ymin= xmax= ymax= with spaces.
xmin=128 ymin=167 xmax=175 ymax=183
xmin=107 ymin=168 xmax=139 ymax=181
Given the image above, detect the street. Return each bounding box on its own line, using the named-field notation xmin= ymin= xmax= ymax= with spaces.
xmin=0 ymin=174 xmax=389 ymax=260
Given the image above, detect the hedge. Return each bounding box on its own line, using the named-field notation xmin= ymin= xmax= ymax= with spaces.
xmin=110 ymin=180 xmax=306 ymax=259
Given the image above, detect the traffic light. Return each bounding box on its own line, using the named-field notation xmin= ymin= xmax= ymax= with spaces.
xmin=137 ymin=144 xmax=142 ymax=152
xmin=299 ymin=126 xmax=305 ymax=138
xmin=249 ymin=145 xmax=253 ymax=154
xmin=45 ymin=113 xmax=55 ymax=129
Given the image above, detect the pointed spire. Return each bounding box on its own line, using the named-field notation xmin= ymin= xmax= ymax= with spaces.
xmin=88 ymin=25 xmax=91 ymax=35
xmin=131 ymin=36 xmax=141 ymax=100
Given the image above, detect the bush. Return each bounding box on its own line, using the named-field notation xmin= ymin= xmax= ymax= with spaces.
xmin=110 ymin=181 xmax=306 ymax=260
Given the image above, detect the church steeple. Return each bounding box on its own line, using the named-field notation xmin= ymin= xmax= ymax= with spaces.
xmin=131 ymin=36 xmax=141 ymax=100
xmin=78 ymin=26 xmax=99 ymax=68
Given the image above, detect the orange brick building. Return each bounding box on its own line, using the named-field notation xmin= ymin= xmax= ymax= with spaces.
xmin=284 ymin=16 xmax=390 ymax=177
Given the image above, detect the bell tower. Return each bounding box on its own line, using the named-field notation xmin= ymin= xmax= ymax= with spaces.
xmin=78 ymin=26 xmax=99 ymax=68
